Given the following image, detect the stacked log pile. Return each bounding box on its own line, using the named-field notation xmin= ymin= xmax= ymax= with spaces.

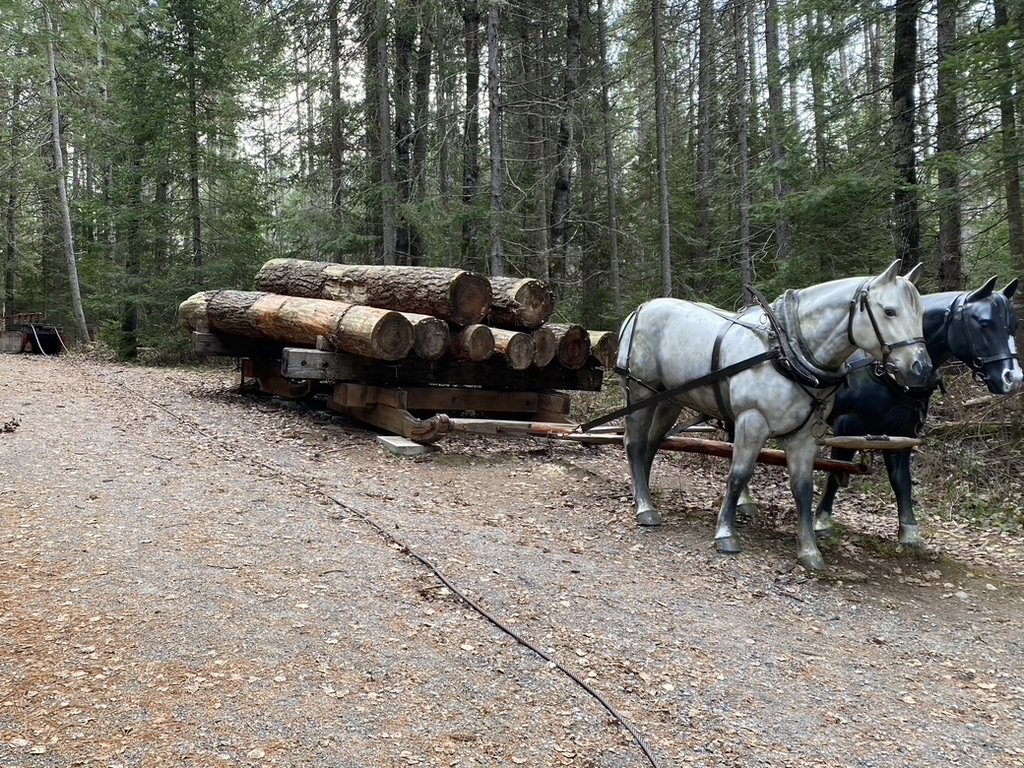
xmin=179 ymin=261 xmax=619 ymax=427
xmin=181 ymin=259 xmax=617 ymax=373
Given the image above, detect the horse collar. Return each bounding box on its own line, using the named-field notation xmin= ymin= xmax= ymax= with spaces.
xmin=772 ymin=289 xmax=848 ymax=388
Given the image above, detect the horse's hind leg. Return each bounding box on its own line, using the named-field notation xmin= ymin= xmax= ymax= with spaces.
xmin=624 ymin=398 xmax=681 ymax=526
xmin=814 ymin=447 xmax=856 ymax=536
xmin=715 ymin=412 xmax=769 ymax=554
xmin=884 ymin=449 xmax=926 ymax=549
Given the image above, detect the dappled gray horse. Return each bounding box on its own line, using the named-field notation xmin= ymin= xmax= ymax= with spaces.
xmin=617 ymin=261 xmax=933 ymax=571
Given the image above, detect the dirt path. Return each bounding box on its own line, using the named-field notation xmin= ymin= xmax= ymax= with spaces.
xmin=2 ymin=356 xmax=1023 ymax=768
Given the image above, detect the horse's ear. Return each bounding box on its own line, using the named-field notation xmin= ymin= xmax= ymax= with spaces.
xmin=878 ymin=260 xmax=902 ymax=283
xmin=966 ymin=276 xmax=998 ymax=303
xmin=1002 ymin=278 xmax=1020 ymax=299
xmin=904 ymin=262 xmax=924 ymax=285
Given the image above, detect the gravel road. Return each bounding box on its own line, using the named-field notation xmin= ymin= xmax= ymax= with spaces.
xmin=1 ymin=355 xmax=1022 ymax=768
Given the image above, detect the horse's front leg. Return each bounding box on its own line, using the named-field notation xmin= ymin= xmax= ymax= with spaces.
xmin=715 ymin=412 xmax=769 ymax=555
xmin=884 ymin=449 xmax=926 ymax=549
xmin=785 ymin=435 xmax=826 ymax=570
xmin=813 ymin=447 xmax=856 ymax=536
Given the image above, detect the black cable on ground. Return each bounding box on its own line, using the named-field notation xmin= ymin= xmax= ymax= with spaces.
xmin=101 ymin=371 xmax=667 ymax=768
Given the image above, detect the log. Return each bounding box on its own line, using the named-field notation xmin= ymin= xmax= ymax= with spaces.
xmin=531 ymin=327 xmax=557 ymax=367
xmin=178 ymin=291 xmax=216 ymax=333
xmin=254 ymin=259 xmax=492 ymax=326
xmin=196 ymin=290 xmax=414 ymax=361
xmin=487 ymin=276 xmax=555 ymax=329
xmin=588 ymin=330 xmax=619 ymax=369
xmin=546 ymin=323 xmax=592 ymax=369
xmin=400 ymin=311 xmax=450 ymax=360
xmin=449 ymin=324 xmax=494 ymax=362
xmin=489 ymin=328 xmax=536 ymax=370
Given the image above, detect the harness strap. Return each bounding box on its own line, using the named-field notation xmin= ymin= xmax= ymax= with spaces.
xmin=710 ymin=323 xmax=734 ymax=423
xmin=580 ymin=348 xmax=780 ymax=432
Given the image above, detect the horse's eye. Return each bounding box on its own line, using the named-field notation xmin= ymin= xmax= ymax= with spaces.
xmin=979 ymin=319 xmax=992 ymax=329
xmin=884 ymin=308 xmax=897 ymax=318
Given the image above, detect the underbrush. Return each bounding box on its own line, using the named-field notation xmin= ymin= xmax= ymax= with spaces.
xmin=913 ymin=369 xmax=1024 ymax=534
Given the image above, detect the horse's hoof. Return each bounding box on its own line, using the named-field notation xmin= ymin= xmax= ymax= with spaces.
xmin=898 ymin=525 xmax=927 ymax=550
xmin=736 ymin=502 xmax=760 ymax=520
xmin=715 ymin=536 xmax=742 ymax=555
xmin=636 ymin=510 xmax=663 ymax=527
xmin=814 ymin=521 xmax=835 ymax=538
xmin=797 ymin=551 xmax=826 ymax=571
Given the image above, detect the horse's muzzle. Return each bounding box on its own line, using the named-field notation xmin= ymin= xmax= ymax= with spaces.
xmin=888 ymin=354 xmax=933 ymax=388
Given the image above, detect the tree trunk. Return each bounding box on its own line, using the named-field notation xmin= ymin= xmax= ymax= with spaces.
xmin=695 ymin=0 xmax=714 ymax=270
xmin=329 ymin=0 xmax=344 ymax=227
xmin=394 ymin=0 xmax=417 ymax=265
xmin=377 ymin=0 xmax=397 ymax=264
xmin=185 ymin=3 xmax=203 ymax=286
xmin=893 ymin=0 xmax=921 ymax=266
xmin=45 ymin=7 xmax=89 ymax=344
xmin=487 ymin=276 xmax=555 ymax=329
xmin=487 ymin=3 xmax=505 ymax=277
xmin=181 ymin=290 xmax=415 ymax=361
xmin=733 ymin=0 xmax=753 ymax=303
xmin=652 ymin=0 xmax=672 ymax=297
xmin=763 ymin=0 xmax=790 ymax=264
xmin=596 ymin=0 xmax=621 ymax=313
xmin=994 ymin=0 xmax=1024 ymax=273
xmin=461 ymin=1 xmax=483 ymax=271
xmin=410 ymin=0 xmax=433 ymax=267
xmin=550 ymin=0 xmax=582 ymax=285
xmin=255 ymin=259 xmax=493 ymax=326
xmin=936 ymin=0 xmax=963 ymax=290
xmin=3 ymin=78 xmax=19 ymax=320
xmin=807 ymin=10 xmax=828 ymax=173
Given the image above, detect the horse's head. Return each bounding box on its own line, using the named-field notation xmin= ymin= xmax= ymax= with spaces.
xmin=849 ymin=260 xmax=932 ymax=388
xmin=947 ymin=276 xmax=1022 ymax=394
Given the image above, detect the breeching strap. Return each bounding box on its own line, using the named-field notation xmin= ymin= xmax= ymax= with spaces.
xmin=578 ymin=348 xmax=781 ymax=433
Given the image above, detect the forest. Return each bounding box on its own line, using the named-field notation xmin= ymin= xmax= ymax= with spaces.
xmin=1 ymin=0 xmax=1022 ymax=358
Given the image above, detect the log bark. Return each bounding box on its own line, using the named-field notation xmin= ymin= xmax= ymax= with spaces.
xmin=487 ymin=276 xmax=555 ymax=329
xmin=490 ymin=327 xmax=536 ymax=370
xmin=546 ymin=323 xmax=591 ymax=369
xmin=588 ymin=330 xmax=619 ymax=369
xmin=254 ymin=259 xmax=492 ymax=326
xmin=531 ymin=326 xmax=557 ymax=367
xmin=449 ymin=324 xmax=494 ymax=362
xmin=400 ymin=311 xmax=450 ymax=360
xmin=190 ymin=290 xmax=414 ymax=361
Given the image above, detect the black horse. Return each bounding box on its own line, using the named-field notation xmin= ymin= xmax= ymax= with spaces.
xmin=814 ymin=277 xmax=1021 ymax=548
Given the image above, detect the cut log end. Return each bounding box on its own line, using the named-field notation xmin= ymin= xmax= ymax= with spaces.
xmin=488 ymin=277 xmax=555 ymax=329
xmin=450 ymin=324 xmax=494 ymax=362
xmin=531 ymin=327 xmax=557 ymax=367
xmin=491 ymin=328 xmax=536 ymax=370
xmin=449 ymin=273 xmax=494 ymax=326
xmin=588 ymin=330 xmax=619 ymax=369
xmin=547 ymin=323 xmax=592 ymax=370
